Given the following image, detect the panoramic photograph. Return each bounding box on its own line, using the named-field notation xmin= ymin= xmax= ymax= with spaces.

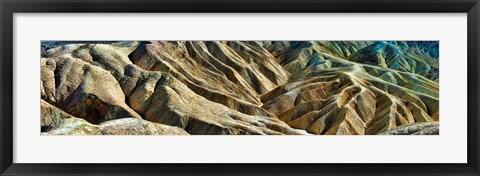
xmin=40 ymin=41 xmax=439 ymax=135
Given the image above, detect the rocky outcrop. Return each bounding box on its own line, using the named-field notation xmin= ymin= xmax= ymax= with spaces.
xmin=41 ymin=42 xmax=302 ymax=135
xmin=128 ymin=41 xmax=287 ymax=117
xmin=40 ymin=41 xmax=439 ymax=135
xmin=261 ymin=62 xmax=438 ymax=135
xmin=41 ymin=99 xmax=188 ymax=135
xmin=41 ymin=54 xmax=142 ymax=124
xmin=42 ymin=117 xmax=190 ymax=135
xmin=379 ymin=122 xmax=439 ymax=135
xmin=347 ymin=41 xmax=439 ymax=81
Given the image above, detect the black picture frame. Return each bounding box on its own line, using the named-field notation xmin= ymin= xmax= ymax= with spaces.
xmin=1 ymin=0 xmax=479 ymax=175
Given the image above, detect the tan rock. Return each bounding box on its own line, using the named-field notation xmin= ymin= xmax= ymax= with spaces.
xmin=41 ymin=41 xmax=439 ymax=135
xmin=379 ymin=122 xmax=439 ymax=135
xmin=41 ymin=55 xmax=142 ymax=124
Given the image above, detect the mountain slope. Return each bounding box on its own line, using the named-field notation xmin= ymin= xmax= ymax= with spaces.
xmin=40 ymin=40 xmax=439 ymax=135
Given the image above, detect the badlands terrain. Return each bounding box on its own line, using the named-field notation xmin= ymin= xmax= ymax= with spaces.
xmin=40 ymin=41 xmax=439 ymax=135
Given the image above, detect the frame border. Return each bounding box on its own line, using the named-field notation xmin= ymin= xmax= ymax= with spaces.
xmin=1 ymin=0 xmax=479 ymax=175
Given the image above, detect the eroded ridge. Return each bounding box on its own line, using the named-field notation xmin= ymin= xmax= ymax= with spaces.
xmin=40 ymin=41 xmax=439 ymax=135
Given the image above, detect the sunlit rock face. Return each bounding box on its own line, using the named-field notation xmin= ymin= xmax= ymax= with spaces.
xmin=40 ymin=41 xmax=439 ymax=135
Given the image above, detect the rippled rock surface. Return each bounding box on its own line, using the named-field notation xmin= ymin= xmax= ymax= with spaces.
xmin=41 ymin=41 xmax=439 ymax=135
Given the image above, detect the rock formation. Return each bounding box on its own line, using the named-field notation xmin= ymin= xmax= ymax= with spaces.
xmin=41 ymin=41 xmax=439 ymax=135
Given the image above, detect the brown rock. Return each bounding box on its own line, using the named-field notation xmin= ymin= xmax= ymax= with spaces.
xmin=379 ymin=122 xmax=439 ymax=135
xmin=40 ymin=41 xmax=439 ymax=135
xmin=41 ymin=53 xmax=142 ymax=124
